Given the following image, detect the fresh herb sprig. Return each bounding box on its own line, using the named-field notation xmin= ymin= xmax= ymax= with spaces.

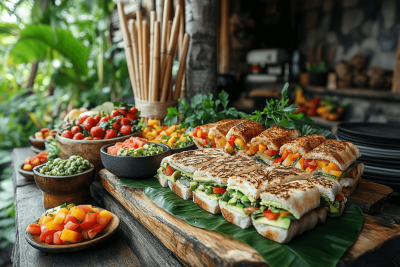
xmin=164 ymin=90 xmax=245 ymax=132
xmin=45 ymin=137 xmax=60 ymax=161
xmin=246 ymin=83 xmax=330 ymax=136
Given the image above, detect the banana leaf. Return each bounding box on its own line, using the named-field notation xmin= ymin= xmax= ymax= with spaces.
xmin=118 ymin=177 xmax=364 ymax=267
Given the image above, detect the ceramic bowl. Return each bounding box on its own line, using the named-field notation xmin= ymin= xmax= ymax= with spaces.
xmin=29 ymin=135 xmax=47 ymax=150
xmin=18 ymin=164 xmax=34 ymax=181
xmin=171 ymin=143 xmax=197 ymax=154
xmin=33 ymin=163 xmax=95 ymax=209
xmin=100 ymin=142 xmax=171 ymax=178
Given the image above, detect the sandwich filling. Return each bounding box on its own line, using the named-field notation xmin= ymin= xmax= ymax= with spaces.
xmin=158 ymin=163 xmax=197 ymax=190
xmin=193 ymin=126 xmax=216 ymax=148
xmin=220 ymin=187 xmax=260 ymax=215
xmin=251 ymin=201 xmax=297 ymax=230
xmin=272 ymin=150 xmax=301 ymax=166
xmin=194 ymin=179 xmax=227 ymax=201
xmin=299 ymin=159 xmax=348 ymax=179
xmin=224 ymin=135 xmax=247 ymax=154
xmin=320 ymin=192 xmax=345 ymax=214
xmin=247 ymin=144 xmax=279 ymax=165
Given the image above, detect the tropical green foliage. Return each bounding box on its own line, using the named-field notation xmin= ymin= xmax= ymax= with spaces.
xmin=0 ymin=151 xmax=14 ymax=248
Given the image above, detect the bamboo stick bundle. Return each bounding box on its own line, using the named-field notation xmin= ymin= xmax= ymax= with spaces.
xmin=160 ymin=5 xmax=181 ymax=102
xmin=152 ymin=21 xmax=161 ymax=102
xmin=136 ymin=11 xmax=145 ymax=100
xmin=117 ymin=2 xmax=138 ymax=98
xmin=149 ymin=11 xmax=156 ymax=99
xmin=142 ymin=20 xmax=150 ymax=101
xmin=128 ymin=19 xmax=141 ymax=99
xmin=160 ymin=0 xmax=172 ymax=85
xmin=173 ymin=33 xmax=190 ymax=100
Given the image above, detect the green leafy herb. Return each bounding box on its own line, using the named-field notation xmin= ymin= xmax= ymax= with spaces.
xmin=245 ymin=83 xmax=330 ymax=136
xmin=60 ymin=203 xmax=67 ymax=208
xmin=87 ymin=211 xmax=95 ymax=213
xmin=45 ymin=137 xmax=60 ymax=161
xmin=77 ymin=219 xmax=82 ymax=223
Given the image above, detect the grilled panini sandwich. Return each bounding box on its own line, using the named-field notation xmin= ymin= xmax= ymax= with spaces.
xmin=209 ymin=119 xmax=247 ymax=149
xmin=192 ymin=155 xmax=261 ymax=214
xmin=275 ymin=134 xmax=326 ymax=167
xmin=306 ymin=177 xmax=345 ymax=219
xmin=220 ymin=166 xmax=312 ymax=229
xmin=302 ymin=140 xmax=363 ymax=188
xmin=224 ymin=120 xmax=265 ymax=155
xmin=192 ymin=119 xmax=240 ymax=149
xmin=247 ymin=126 xmax=301 ymax=165
xmin=252 ymin=180 xmax=321 ymax=243
xmin=157 ymin=149 xmax=228 ymax=200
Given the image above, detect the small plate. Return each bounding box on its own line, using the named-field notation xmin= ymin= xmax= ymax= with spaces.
xmin=25 ymin=207 xmax=120 ymax=253
xmin=338 ymin=122 xmax=400 ymax=143
xmin=18 ymin=164 xmax=34 ymax=181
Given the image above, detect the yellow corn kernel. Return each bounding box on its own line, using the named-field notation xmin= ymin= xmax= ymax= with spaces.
xmin=208 ymin=134 xmax=214 ymax=140
xmin=259 ymin=144 xmax=266 ymax=153
xmin=234 ymin=138 xmax=245 ymax=148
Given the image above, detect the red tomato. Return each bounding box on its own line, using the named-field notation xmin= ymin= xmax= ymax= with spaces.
xmin=82 ymin=230 xmax=89 ymax=239
xmin=40 ymin=229 xmax=57 ymax=242
xmin=100 ymin=116 xmax=111 ymax=123
xmin=309 ymin=165 xmax=317 ymax=170
xmin=192 ymin=128 xmax=198 ymax=137
xmin=63 ymin=214 xmax=78 ymax=224
xmin=264 ymin=210 xmax=280 ymax=220
xmin=228 ymin=136 xmax=236 ymax=146
xmin=111 ymin=110 xmax=120 ymax=117
xmin=120 ymin=118 xmax=131 ymax=126
xmin=291 ymin=153 xmax=300 ymax=161
xmin=77 ymin=115 xmax=90 ymax=125
xmin=104 ymin=129 xmax=117 ymax=139
xmin=265 ymin=150 xmax=278 ymax=156
xmin=273 ymin=157 xmax=283 ymax=164
xmin=26 ymin=224 xmax=41 ymax=235
xmin=126 ymin=113 xmax=136 ymax=121
xmin=77 ymin=205 xmax=93 ymax=214
xmin=73 ymin=133 xmax=85 ymax=140
xmin=61 ymin=130 xmax=73 ymax=139
xmin=53 ymin=231 xmax=63 ymax=245
xmin=348 ymin=173 xmax=354 ymax=179
xmin=90 ymin=126 xmax=105 ymax=138
xmin=87 ymin=223 xmax=104 ymax=239
xmin=75 ymin=226 xmax=82 ymax=233
xmin=120 ymin=125 xmax=132 ymax=135
xmin=80 ymin=213 xmax=98 ymax=230
xmin=212 ymin=143 xmax=216 ymax=148
xmin=71 ymin=126 xmax=81 ymax=136
xmin=129 ymin=107 xmax=138 ymax=115
xmin=45 ymin=233 xmax=54 ymax=244
xmin=304 ymin=159 xmax=317 ymax=168
xmin=119 ymin=107 xmax=128 ymax=115
xmin=281 ymin=151 xmax=289 ymax=160
xmin=212 ymin=187 xmax=226 ymax=194
xmin=97 ymin=216 xmax=108 ymax=226
xmin=112 ymin=123 xmax=120 ymax=131
xmin=202 ymin=139 xmax=208 ymax=145
xmin=83 ymin=137 xmax=93 ymax=140
xmin=336 ymin=194 xmax=344 ymax=202
xmin=163 ymin=165 xmax=174 ymax=176
xmin=93 ymin=137 xmax=101 ymax=140
xmin=64 ymin=221 xmax=79 ymax=231
xmin=82 ymin=117 xmax=98 ymax=131
xmin=201 ymin=131 xmax=207 ymax=139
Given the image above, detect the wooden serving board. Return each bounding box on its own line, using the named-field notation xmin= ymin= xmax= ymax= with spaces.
xmin=98 ymin=169 xmax=400 ymax=267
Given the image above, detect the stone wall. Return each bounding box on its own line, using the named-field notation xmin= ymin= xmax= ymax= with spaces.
xmin=299 ymin=0 xmax=400 ymax=70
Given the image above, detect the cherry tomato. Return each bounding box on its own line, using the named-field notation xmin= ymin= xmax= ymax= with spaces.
xmin=111 ymin=110 xmax=120 ymax=117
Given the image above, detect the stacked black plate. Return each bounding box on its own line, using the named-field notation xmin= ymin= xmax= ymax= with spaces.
xmin=336 ymin=122 xmax=400 ymax=192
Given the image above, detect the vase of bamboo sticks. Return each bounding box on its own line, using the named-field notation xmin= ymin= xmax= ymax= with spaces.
xmin=117 ymin=1 xmax=190 ymax=124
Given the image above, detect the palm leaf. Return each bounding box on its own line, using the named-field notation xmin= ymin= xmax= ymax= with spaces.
xmin=118 ymin=177 xmax=364 ymax=267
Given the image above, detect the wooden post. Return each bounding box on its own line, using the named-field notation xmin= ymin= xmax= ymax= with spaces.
xmin=185 ymin=0 xmax=217 ymax=99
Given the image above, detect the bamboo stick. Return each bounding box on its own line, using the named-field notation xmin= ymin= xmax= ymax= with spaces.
xmin=160 ymin=0 xmax=172 ymax=83
xmin=219 ymin=0 xmax=229 ymax=74
xmin=136 ymin=11 xmax=145 ymax=100
xmin=152 ymin=21 xmax=161 ymax=101
xmin=166 ymin=21 xmax=172 ymax=46
xmin=142 ymin=20 xmax=150 ymax=101
xmin=168 ymin=75 xmax=173 ymax=100
xmin=117 ymin=2 xmax=138 ymax=98
xmin=149 ymin=11 xmax=156 ymax=99
xmin=128 ymin=19 xmax=141 ymax=99
xmin=173 ymin=33 xmax=189 ymax=100
xmin=160 ymin=5 xmax=181 ymax=102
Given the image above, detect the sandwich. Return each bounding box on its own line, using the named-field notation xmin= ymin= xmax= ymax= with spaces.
xmin=220 ymin=166 xmax=312 ymax=229
xmin=251 ymin=179 xmax=321 ymax=243
xmin=192 ymin=119 xmax=240 ymax=149
xmin=224 ymin=120 xmax=265 ymax=155
xmin=306 ymin=177 xmax=346 ymax=219
xmin=157 ymin=149 xmax=229 ymax=200
xmin=192 ymin=155 xmax=261 ymax=214
xmin=209 ymin=119 xmax=247 ymax=149
xmin=301 ymin=140 xmax=363 ymax=187
xmin=273 ymin=134 xmax=326 ymax=167
xmin=247 ymin=126 xmax=301 ymax=165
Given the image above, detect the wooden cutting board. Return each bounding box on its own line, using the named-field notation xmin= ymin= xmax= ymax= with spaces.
xmin=97 ymin=169 xmax=400 ymax=267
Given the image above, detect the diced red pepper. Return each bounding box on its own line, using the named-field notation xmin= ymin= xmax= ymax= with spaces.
xmin=336 ymin=194 xmax=344 ymax=202
xmin=264 ymin=209 xmax=280 ymax=220
xmin=309 ymin=165 xmax=317 ymax=170
xmin=273 ymin=157 xmax=283 ymax=164
xmin=80 ymin=213 xmax=98 ymax=230
xmin=228 ymin=136 xmax=236 ymax=147
xmin=63 ymin=214 xmax=78 ymax=224
xmin=212 ymin=187 xmax=226 ymax=194
xmin=265 ymin=150 xmax=278 ymax=156
xmin=281 ymin=151 xmax=289 ymax=160
xmin=26 ymin=224 xmax=41 ymax=235
xmin=163 ymin=165 xmax=174 ymax=176
xmin=202 ymin=139 xmax=208 ymax=145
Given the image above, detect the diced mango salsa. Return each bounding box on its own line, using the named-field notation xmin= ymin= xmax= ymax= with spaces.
xmin=98 ymin=210 xmax=112 ymax=221
xmin=71 ymin=207 xmax=85 ymax=221
xmin=58 ymin=208 xmax=70 ymax=215
xmin=60 ymin=229 xmax=82 ymax=243
xmin=41 ymin=215 xmax=54 ymax=224
xmin=53 ymin=212 xmax=66 ymax=224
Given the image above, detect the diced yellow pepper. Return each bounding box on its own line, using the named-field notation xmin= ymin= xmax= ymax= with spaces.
xmin=38 ymin=216 xmax=45 ymax=225
xmin=92 ymin=208 xmax=99 ymax=213
xmin=41 ymin=215 xmax=54 ymax=224
xmin=259 ymin=144 xmax=266 ymax=153
xmin=306 ymin=167 xmax=313 ymax=173
xmin=58 ymin=208 xmax=69 ymax=215
xmin=159 ymin=131 xmax=167 ymax=136
xmin=197 ymin=130 xmax=202 ymax=138
xmin=208 ymin=134 xmax=214 ymax=140
xmin=53 ymin=212 xmax=66 ymax=224
xmin=85 ymin=205 xmax=92 ymax=208
xmin=180 ymin=128 xmax=186 ymax=132
xmin=145 ymin=133 xmax=156 ymax=140
xmin=328 ymin=170 xmax=343 ymax=177
xmin=317 ymin=160 xmax=327 ymax=170
xmin=154 ymin=125 xmax=163 ymax=132
xmin=99 ymin=210 xmax=112 ymax=220
xmin=71 ymin=207 xmax=85 ymax=221
xmin=149 ymin=139 xmax=159 ymax=143
xmin=188 ymin=132 xmax=193 ymax=137
xmin=225 ymin=146 xmax=234 ymax=153
xmin=234 ymin=138 xmax=245 ymax=148
xmin=280 ymin=211 xmax=292 ymax=217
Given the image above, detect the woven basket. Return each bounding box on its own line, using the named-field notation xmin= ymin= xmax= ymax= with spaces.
xmin=135 ymin=98 xmax=178 ymax=124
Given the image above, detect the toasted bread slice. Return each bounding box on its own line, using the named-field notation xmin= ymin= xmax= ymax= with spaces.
xmin=315 ymin=205 xmax=329 ymax=223
xmin=209 ymin=119 xmax=247 ymax=148
xmin=193 ymin=191 xmax=220 ymax=214
xmin=168 ymin=149 xmax=228 ymax=173
xmin=280 ymin=134 xmax=326 ymax=156
xmin=304 ymin=140 xmax=361 ymax=170
xmin=158 ymin=173 xmax=169 ymax=187
xmin=168 ymin=181 xmax=193 ymax=200
xmin=306 ymin=177 xmax=342 ymax=202
xmin=250 ymin=126 xmax=301 ymax=151
xmin=327 ymin=199 xmax=346 ymax=218
xmin=193 ymin=119 xmax=238 ymax=149
xmin=219 ymin=201 xmax=252 ymax=229
xmin=225 ymin=120 xmax=265 ymax=147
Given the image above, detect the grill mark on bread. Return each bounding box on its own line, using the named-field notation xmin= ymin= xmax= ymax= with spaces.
xmin=197 ymin=156 xmax=259 ymax=178
xmin=307 ymin=177 xmax=337 ymax=189
xmin=226 ymin=120 xmax=265 ymax=144
xmin=250 ymin=126 xmax=301 ymax=150
xmin=280 ymin=134 xmax=326 ymax=155
xmin=229 ymin=168 xmax=270 ymax=189
xmin=264 ymin=181 xmax=316 ymax=200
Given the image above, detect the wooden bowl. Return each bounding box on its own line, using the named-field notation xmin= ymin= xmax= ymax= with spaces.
xmin=18 ymin=164 xmax=34 ymax=180
xmin=56 ymin=132 xmax=138 ymax=179
xmin=25 ymin=206 xmax=120 ymax=253
xmin=171 ymin=143 xmax=197 ymax=154
xmin=100 ymin=142 xmax=171 ymax=178
xmin=33 ymin=163 xmax=95 ymax=209
xmin=29 ymin=135 xmax=47 ymax=150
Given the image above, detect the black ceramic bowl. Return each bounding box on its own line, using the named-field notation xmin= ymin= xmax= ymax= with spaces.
xmin=100 ymin=142 xmax=171 ymax=178
xmin=171 ymin=143 xmax=197 ymax=154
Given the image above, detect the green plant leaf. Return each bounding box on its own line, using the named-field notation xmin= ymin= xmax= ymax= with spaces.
xmin=118 ymin=178 xmax=364 ymax=267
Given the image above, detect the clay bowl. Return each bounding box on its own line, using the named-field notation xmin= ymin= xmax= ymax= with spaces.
xmin=25 ymin=206 xmax=120 ymax=253
xmin=171 ymin=143 xmax=197 ymax=154
xmin=29 ymin=135 xmax=48 ymax=150
xmin=100 ymin=142 xmax=171 ymax=178
xmin=56 ymin=132 xmax=138 ymax=179
xmin=33 ymin=163 xmax=95 ymax=209
xmin=18 ymin=164 xmax=34 ymax=181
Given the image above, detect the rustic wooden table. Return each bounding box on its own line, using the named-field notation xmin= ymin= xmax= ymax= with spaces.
xmin=11 ymin=147 xmax=400 ymax=267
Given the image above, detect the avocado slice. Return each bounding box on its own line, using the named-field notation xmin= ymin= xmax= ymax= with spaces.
xmin=190 ymin=181 xmax=198 ymax=191
xmin=329 ymin=203 xmax=339 ymax=213
xmin=228 ymin=194 xmax=238 ymax=204
xmin=169 ymin=163 xmax=193 ymax=178
xmin=255 ymin=216 xmax=291 ymax=230
xmin=220 ymin=201 xmax=248 ymax=215
xmin=315 ymin=172 xmax=347 ymax=180
xmin=158 ymin=169 xmax=180 ymax=183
